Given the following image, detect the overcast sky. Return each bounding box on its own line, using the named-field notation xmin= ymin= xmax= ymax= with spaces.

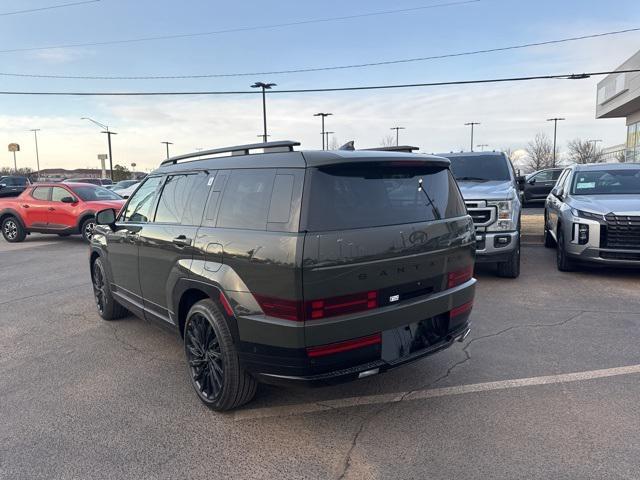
xmin=1 ymin=0 xmax=639 ymax=172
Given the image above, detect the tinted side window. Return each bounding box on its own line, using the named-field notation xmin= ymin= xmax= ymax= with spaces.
xmin=32 ymin=187 xmax=50 ymax=200
xmin=155 ymin=175 xmax=191 ymax=224
xmin=551 ymin=170 xmax=563 ymax=180
xmin=534 ymin=170 xmax=553 ymax=182
xmin=121 ymin=177 xmax=162 ymax=223
xmin=51 ymin=187 xmax=71 ymax=202
xmin=217 ymin=170 xmax=275 ymax=230
xmin=182 ymin=173 xmax=212 ymax=226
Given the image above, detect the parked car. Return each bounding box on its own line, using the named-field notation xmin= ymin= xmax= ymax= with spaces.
xmin=114 ymin=182 xmax=140 ymax=199
xmin=521 ymin=168 xmax=564 ymax=205
xmin=91 ymin=141 xmax=476 ymax=410
xmin=0 ymin=182 xmax=125 ymax=243
xmin=110 ymin=180 xmax=138 ymax=193
xmin=438 ymin=151 xmax=522 ymax=278
xmin=0 ymin=176 xmax=31 ymax=198
xmin=544 ymin=163 xmax=640 ymax=270
xmin=63 ymin=178 xmax=113 ymax=187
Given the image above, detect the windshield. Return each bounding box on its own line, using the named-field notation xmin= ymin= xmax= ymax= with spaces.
xmin=571 ymin=169 xmax=640 ymax=195
xmin=447 ymin=155 xmax=511 ymax=182
xmin=71 ymin=185 xmax=122 ymax=201
xmin=304 ymin=163 xmax=466 ymax=231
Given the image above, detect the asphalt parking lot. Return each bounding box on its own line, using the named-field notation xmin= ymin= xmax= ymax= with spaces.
xmin=2 ymin=234 xmax=640 ymax=479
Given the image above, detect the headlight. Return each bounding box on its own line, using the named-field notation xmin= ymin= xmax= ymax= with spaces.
xmin=487 ymin=200 xmax=516 ymax=231
xmin=570 ymin=208 xmax=604 ymax=221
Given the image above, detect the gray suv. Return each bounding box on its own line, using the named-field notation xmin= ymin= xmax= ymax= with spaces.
xmin=90 ymin=141 xmax=476 ymax=410
xmin=544 ymin=163 xmax=640 ymax=270
xmin=439 ymin=152 xmax=522 ymax=278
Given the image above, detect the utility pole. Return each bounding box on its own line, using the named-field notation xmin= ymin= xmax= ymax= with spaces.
xmin=546 ymin=117 xmax=565 ymax=167
xmin=477 ymin=144 xmax=489 ymax=151
xmin=251 ymin=82 xmax=276 ymax=142
xmin=325 ymin=131 xmax=335 ymax=150
xmin=161 ymin=141 xmax=173 ymax=159
xmin=464 ymin=122 xmax=480 ymax=151
xmin=390 ymin=126 xmax=405 ymax=146
xmin=314 ymin=112 xmax=332 ymax=150
xmin=82 ymin=117 xmax=116 ymax=179
xmin=30 ymin=129 xmax=41 ymax=179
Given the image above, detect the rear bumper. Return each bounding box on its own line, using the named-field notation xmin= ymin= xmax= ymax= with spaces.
xmin=252 ymin=322 xmax=471 ymax=387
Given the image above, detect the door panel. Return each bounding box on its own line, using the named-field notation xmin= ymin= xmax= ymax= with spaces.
xmin=48 ymin=186 xmax=78 ymax=229
xmin=22 ymin=187 xmax=51 ymax=227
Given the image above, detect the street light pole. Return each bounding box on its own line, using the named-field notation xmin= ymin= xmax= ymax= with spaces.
xmin=325 ymin=131 xmax=335 ymax=150
xmin=464 ymin=122 xmax=480 ymax=151
xmin=390 ymin=126 xmax=405 ymax=146
xmin=30 ymin=129 xmax=41 ymax=178
xmin=251 ymin=82 xmax=276 ymax=142
xmin=314 ymin=113 xmax=332 ymax=150
xmin=81 ymin=117 xmax=116 ymax=180
xmin=546 ymin=117 xmax=565 ymax=167
xmin=161 ymin=141 xmax=173 ymax=159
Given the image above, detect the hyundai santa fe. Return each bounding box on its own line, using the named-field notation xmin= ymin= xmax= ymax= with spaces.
xmin=90 ymin=141 xmax=477 ymax=410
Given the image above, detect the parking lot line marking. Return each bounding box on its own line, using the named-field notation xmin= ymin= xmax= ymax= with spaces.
xmin=234 ymin=364 xmax=640 ymax=421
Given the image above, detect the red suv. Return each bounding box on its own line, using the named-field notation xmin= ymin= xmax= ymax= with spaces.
xmin=0 ymin=182 xmax=125 ymax=242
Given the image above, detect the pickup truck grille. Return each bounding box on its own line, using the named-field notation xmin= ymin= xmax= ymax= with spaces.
xmin=464 ymin=201 xmax=495 ymax=227
xmin=602 ymin=214 xmax=640 ymax=249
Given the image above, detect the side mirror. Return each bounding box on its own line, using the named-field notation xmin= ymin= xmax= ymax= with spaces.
xmin=96 ymin=208 xmax=117 ymax=229
xmin=527 ymin=178 xmax=536 ymax=185
xmin=61 ymin=196 xmax=77 ymax=203
xmin=0 ymin=183 xmax=6 ymax=189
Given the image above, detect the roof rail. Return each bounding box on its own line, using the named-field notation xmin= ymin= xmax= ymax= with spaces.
xmin=161 ymin=140 xmax=300 ymax=166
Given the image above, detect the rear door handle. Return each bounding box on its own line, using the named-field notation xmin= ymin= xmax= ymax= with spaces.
xmin=22 ymin=204 xmax=29 ymax=208
xmin=48 ymin=207 xmax=55 ymax=211
xmin=172 ymin=235 xmax=192 ymax=247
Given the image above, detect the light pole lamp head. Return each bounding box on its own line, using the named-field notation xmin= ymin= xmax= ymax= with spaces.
xmin=251 ymin=82 xmax=276 ymax=89
xmin=314 ymin=112 xmax=332 ymax=117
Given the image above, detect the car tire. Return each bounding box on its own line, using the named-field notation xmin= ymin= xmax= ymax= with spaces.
xmin=184 ymin=299 xmax=257 ymax=411
xmin=496 ymin=236 xmax=521 ymax=278
xmin=80 ymin=217 xmax=96 ymax=242
xmin=92 ymin=257 xmax=128 ymax=320
xmin=556 ymin=229 xmax=575 ymax=272
xmin=1 ymin=216 xmax=26 ymax=243
xmin=544 ymin=211 xmax=555 ymax=248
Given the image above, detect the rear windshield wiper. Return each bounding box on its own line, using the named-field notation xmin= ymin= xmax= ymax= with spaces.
xmin=418 ymin=178 xmax=442 ymax=220
xmin=455 ymin=176 xmax=488 ymax=181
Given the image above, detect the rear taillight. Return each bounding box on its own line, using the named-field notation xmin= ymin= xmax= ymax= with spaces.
xmin=253 ymin=295 xmax=304 ymax=322
xmin=450 ymin=301 xmax=473 ymax=318
xmin=307 ymin=290 xmax=378 ymax=320
xmin=447 ymin=265 xmax=474 ymax=289
xmin=307 ymin=333 xmax=382 ymax=358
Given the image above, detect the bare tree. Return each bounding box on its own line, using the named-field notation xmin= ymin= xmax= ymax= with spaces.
xmin=567 ymin=138 xmax=604 ymax=164
xmin=525 ymin=133 xmax=555 ymax=171
xmin=380 ymin=135 xmax=396 ymax=147
xmin=615 ymin=149 xmax=627 ymax=163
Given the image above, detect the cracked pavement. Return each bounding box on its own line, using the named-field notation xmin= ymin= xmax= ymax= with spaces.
xmin=1 ymin=236 xmax=640 ymax=479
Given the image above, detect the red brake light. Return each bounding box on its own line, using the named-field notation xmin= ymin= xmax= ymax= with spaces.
xmin=307 ymin=333 xmax=382 ymax=358
xmin=450 ymin=301 xmax=473 ymax=318
xmin=253 ymin=295 xmax=303 ymax=322
xmin=447 ymin=265 xmax=474 ymax=289
xmin=307 ymin=290 xmax=378 ymax=320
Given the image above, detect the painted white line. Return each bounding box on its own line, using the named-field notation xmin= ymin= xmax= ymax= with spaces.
xmin=234 ymin=364 xmax=640 ymax=421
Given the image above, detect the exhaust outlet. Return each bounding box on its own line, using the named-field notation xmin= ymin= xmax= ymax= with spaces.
xmin=457 ymin=328 xmax=471 ymax=342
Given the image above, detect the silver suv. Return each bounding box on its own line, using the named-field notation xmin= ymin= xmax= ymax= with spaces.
xmin=440 ymin=152 xmax=522 ymax=278
xmin=544 ymin=163 xmax=640 ymax=270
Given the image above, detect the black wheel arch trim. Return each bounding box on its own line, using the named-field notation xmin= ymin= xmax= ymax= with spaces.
xmin=171 ymin=278 xmax=241 ymax=343
xmin=76 ymin=210 xmax=97 ymax=232
xmin=0 ymin=208 xmax=27 ymax=230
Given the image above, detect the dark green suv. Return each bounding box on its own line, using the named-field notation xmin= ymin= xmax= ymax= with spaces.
xmin=90 ymin=141 xmax=476 ymax=410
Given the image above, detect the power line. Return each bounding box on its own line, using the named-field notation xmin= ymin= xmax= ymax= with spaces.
xmin=0 ymin=0 xmax=479 ymax=53
xmin=2 ymin=27 xmax=637 ymax=80
xmin=0 ymin=69 xmax=636 ymax=96
xmin=0 ymin=0 xmax=100 ymax=17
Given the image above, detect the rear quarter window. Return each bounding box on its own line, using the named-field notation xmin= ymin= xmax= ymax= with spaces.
xmin=302 ymin=163 xmax=466 ymax=232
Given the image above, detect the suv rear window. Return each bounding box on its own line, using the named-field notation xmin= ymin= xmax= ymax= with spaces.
xmin=447 ymin=155 xmax=511 ymax=182
xmin=303 ymin=163 xmax=466 ymax=231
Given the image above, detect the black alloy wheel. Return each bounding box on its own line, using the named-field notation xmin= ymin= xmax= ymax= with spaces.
xmin=92 ymin=257 xmax=128 ymax=320
xmin=185 ymin=313 xmax=224 ymax=401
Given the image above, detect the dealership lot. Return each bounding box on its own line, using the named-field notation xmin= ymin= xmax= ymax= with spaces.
xmin=1 ymin=235 xmax=640 ymax=479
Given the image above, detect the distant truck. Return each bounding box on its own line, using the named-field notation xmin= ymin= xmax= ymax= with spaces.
xmin=438 ymin=151 xmax=522 ymax=278
xmin=0 ymin=176 xmax=31 ymax=198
